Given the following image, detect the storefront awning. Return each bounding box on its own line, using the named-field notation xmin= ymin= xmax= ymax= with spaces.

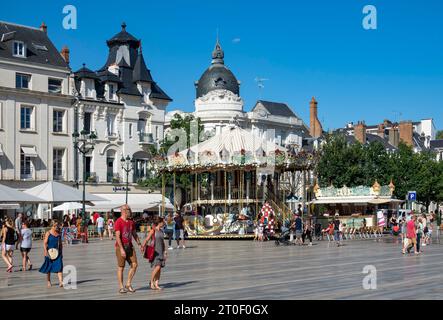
xmin=21 ymin=146 xmax=38 ymax=158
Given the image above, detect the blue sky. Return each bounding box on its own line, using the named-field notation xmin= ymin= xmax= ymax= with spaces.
xmin=2 ymin=0 xmax=442 ymax=130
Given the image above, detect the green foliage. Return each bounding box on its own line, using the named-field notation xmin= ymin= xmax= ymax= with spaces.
xmin=159 ymin=113 xmax=205 ymax=155
xmin=316 ymin=133 xmax=443 ymax=209
xmin=436 ymin=130 xmax=443 ymax=140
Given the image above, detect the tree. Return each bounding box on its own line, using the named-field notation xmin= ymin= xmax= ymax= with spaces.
xmin=316 ymin=133 xmax=442 ymax=211
xmin=159 ymin=113 xmax=205 ymax=155
xmin=436 ymin=130 xmax=443 ymax=140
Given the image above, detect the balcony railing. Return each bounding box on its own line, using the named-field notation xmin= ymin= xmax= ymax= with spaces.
xmin=138 ymin=132 xmax=154 ymax=144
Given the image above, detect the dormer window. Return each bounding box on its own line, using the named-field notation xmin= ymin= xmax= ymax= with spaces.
xmin=108 ymin=83 xmax=116 ymax=101
xmin=13 ymin=41 xmax=25 ymax=57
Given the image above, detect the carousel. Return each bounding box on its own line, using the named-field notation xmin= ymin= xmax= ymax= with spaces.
xmin=155 ymin=125 xmax=318 ymax=238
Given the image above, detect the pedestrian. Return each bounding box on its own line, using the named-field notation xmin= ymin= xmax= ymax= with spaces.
xmin=142 ymin=217 xmax=167 ymax=290
xmin=80 ymin=213 xmax=89 ymax=243
xmin=289 ymin=212 xmax=295 ymax=243
xmin=403 ymin=215 xmax=418 ymax=255
xmin=421 ymin=214 xmax=428 ymax=247
xmin=76 ymin=214 xmax=82 ymax=239
xmin=174 ymin=211 xmax=185 ymax=249
xmin=333 ymin=214 xmax=341 ymax=247
xmin=96 ymin=214 xmax=105 ymax=240
xmin=164 ymin=213 xmax=175 ymax=250
xmin=14 ymin=213 xmax=23 ymax=249
xmin=416 ymin=217 xmax=424 ymax=254
xmin=92 ymin=211 xmax=100 ymax=225
xmin=39 ymin=221 xmax=63 ymax=288
xmin=107 ymin=216 xmax=114 ymax=241
xmin=303 ymin=216 xmax=313 ymax=246
xmin=114 ymin=204 xmax=142 ymax=294
xmin=1 ymin=218 xmax=16 ymax=273
xmin=61 ymin=214 xmax=70 ymax=245
xmin=19 ymin=220 xmax=33 ymax=271
xmin=294 ymin=214 xmax=303 ymax=245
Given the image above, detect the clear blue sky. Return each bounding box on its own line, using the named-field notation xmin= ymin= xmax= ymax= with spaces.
xmin=2 ymin=0 xmax=442 ymax=131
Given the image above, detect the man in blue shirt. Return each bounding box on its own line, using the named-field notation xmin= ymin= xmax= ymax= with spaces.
xmin=294 ymin=214 xmax=303 ymax=246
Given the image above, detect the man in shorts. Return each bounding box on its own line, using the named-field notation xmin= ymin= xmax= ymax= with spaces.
xmin=115 ymin=205 xmax=142 ymax=294
xmin=96 ymin=214 xmax=105 ymax=240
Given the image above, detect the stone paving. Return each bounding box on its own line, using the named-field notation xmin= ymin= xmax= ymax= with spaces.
xmin=0 ymin=235 xmax=442 ymax=300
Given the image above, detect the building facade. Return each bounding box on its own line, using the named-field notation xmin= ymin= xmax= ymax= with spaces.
xmin=0 ymin=21 xmax=73 ymax=188
xmin=73 ymin=23 xmax=172 ymax=186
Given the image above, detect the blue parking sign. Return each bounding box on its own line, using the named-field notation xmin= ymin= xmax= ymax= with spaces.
xmin=407 ymin=191 xmax=417 ymax=201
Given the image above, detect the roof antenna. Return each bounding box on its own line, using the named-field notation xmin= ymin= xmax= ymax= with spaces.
xmin=254 ymin=77 xmax=269 ymax=100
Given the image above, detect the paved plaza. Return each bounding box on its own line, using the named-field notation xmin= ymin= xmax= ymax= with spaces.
xmin=0 ymin=236 xmax=442 ymax=300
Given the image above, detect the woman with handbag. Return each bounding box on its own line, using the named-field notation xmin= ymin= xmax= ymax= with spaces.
xmin=39 ymin=221 xmax=63 ymax=288
xmin=142 ymin=217 xmax=167 ymax=290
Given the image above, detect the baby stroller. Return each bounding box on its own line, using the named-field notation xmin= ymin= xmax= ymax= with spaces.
xmin=275 ymin=226 xmax=291 ymax=246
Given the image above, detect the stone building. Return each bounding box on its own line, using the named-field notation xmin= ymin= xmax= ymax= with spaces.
xmin=73 ymin=23 xmax=172 ymax=186
xmin=0 ymin=21 xmax=73 ymax=188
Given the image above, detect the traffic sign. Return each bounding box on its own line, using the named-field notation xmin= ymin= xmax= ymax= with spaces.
xmin=407 ymin=191 xmax=417 ymax=202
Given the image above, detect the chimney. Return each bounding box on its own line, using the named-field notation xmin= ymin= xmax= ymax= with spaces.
xmin=309 ymin=97 xmax=323 ymax=138
xmin=40 ymin=22 xmax=47 ymax=34
xmin=389 ymin=126 xmax=399 ymax=148
xmin=399 ymin=121 xmax=413 ymax=147
xmin=377 ymin=123 xmax=385 ymax=138
xmin=60 ymin=46 xmax=70 ymax=65
xmin=354 ymin=121 xmax=367 ymax=144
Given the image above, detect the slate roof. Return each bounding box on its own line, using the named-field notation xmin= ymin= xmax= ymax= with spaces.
xmin=0 ymin=21 xmax=69 ymax=69
xmin=255 ymin=101 xmax=296 ymax=117
xmin=75 ymin=23 xmax=171 ymax=102
xmin=133 ymin=52 xmax=153 ymax=83
xmin=430 ymin=140 xmax=443 ymax=149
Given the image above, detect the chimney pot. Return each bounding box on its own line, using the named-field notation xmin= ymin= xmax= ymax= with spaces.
xmin=60 ymin=46 xmax=70 ymax=65
xmin=40 ymin=22 xmax=47 ymax=34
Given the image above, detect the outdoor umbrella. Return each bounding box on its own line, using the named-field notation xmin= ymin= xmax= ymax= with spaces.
xmin=24 ymin=181 xmax=106 ymax=203
xmin=24 ymin=181 xmax=106 ymax=219
xmin=47 ymin=202 xmax=93 ymax=211
xmin=0 ymin=183 xmax=45 ymax=203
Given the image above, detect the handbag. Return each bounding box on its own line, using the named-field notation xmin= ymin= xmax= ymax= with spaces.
xmin=47 ymin=234 xmax=61 ymax=260
xmin=143 ymin=230 xmax=156 ymax=262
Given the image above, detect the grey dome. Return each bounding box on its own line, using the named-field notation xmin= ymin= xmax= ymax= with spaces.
xmin=195 ymin=39 xmax=240 ymax=98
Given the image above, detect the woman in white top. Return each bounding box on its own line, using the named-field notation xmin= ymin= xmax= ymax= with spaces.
xmin=20 ymin=221 xmax=33 ymax=271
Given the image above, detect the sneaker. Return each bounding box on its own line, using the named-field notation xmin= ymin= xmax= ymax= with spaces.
xmin=176 ymin=246 xmax=180 ymax=249
xmin=308 ymin=243 xmax=312 ymax=247
xmin=182 ymin=245 xmax=186 ymax=249
xmin=168 ymin=246 xmax=173 ymax=250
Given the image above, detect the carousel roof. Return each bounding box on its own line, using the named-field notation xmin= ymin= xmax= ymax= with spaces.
xmin=166 ymin=125 xmax=287 ymax=168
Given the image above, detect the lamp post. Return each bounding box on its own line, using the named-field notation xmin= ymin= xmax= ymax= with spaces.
xmin=120 ymin=155 xmax=135 ymax=204
xmin=72 ymin=129 xmax=97 ymax=216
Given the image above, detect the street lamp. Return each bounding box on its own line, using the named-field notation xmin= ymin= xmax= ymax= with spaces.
xmin=73 ymin=129 xmax=97 ymax=216
xmin=121 ymin=155 xmax=135 ymax=204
